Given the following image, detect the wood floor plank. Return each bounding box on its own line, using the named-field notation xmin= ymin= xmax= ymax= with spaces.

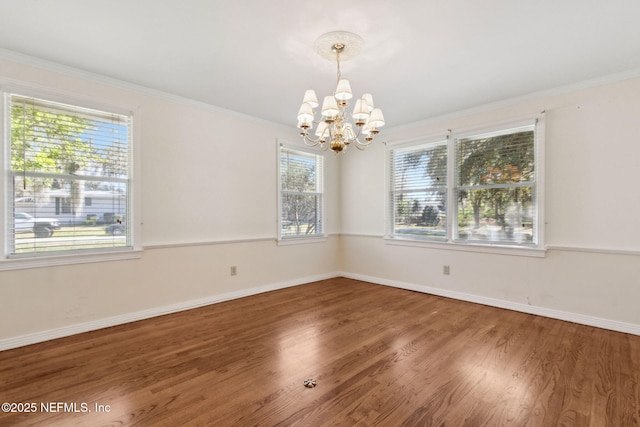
xmin=1 ymin=278 xmax=639 ymax=426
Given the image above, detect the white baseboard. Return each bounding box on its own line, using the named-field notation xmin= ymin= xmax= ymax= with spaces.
xmin=3 ymin=270 xmax=638 ymax=352
xmin=338 ymin=272 xmax=640 ymax=336
xmin=0 ymin=272 xmax=338 ymax=351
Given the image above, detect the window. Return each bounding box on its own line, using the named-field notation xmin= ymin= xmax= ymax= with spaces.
xmin=455 ymin=124 xmax=537 ymax=245
xmin=278 ymin=143 xmax=324 ymax=240
xmin=389 ymin=140 xmax=448 ymax=241
xmin=388 ymin=118 xmax=543 ymax=251
xmin=4 ymin=91 xmax=134 ymax=258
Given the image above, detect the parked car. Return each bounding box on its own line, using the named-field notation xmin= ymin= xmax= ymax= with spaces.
xmin=14 ymin=212 xmax=61 ymax=238
xmin=105 ymin=221 xmax=125 ymax=236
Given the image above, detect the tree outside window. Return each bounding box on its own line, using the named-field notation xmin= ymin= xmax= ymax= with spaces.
xmin=456 ymin=126 xmax=536 ymax=245
xmin=388 ymin=120 xmax=540 ymax=248
xmin=279 ymin=145 xmax=324 ymax=239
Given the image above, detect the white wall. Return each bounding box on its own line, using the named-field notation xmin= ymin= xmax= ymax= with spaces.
xmin=0 ymin=57 xmax=341 ymax=347
xmin=339 ymin=77 xmax=640 ymax=331
xmin=1 ymin=56 xmax=639 ymax=349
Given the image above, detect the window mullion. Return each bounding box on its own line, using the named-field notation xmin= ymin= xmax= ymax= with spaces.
xmin=447 ymin=134 xmax=456 ymax=242
xmin=395 ymin=187 xmax=446 ymax=194
xmin=9 ymin=170 xmax=129 ymax=184
xmin=458 ymin=181 xmax=534 ymax=191
xmin=282 ymin=190 xmax=322 ymax=197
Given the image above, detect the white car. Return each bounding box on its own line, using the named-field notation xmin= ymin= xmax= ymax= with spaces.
xmin=14 ymin=212 xmax=61 ymax=238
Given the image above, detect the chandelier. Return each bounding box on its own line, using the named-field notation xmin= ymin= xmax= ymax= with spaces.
xmin=296 ymin=31 xmax=385 ymax=154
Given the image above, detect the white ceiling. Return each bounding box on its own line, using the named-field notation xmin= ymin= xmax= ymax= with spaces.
xmin=1 ymin=0 xmax=640 ymax=129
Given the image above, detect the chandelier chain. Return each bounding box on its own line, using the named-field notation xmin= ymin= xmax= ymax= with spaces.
xmin=336 ymin=49 xmax=342 ymax=84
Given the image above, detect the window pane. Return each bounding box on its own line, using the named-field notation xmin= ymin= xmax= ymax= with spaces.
xmin=456 ymin=187 xmax=535 ymax=244
xmin=12 ymin=176 xmax=128 ymax=254
xmin=393 ymin=142 xmax=447 ymax=191
xmin=280 ymin=193 xmax=322 ymax=237
xmin=10 ymin=96 xmax=130 ymax=179
xmin=457 ymin=127 xmax=534 ymax=187
xmin=393 ymin=190 xmax=446 ymax=240
xmin=280 ymin=149 xmax=320 ymax=192
xmin=390 ymin=141 xmax=447 ymax=241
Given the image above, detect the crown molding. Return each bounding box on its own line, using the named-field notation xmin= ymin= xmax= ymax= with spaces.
xmin=385 ymin=67 xmax=640 ymax=134
xmin=0 ymin=48 xmax=295 ymax=134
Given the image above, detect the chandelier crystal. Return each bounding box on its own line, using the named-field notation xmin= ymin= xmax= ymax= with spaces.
xmin=297 ymin=31 xmax=385 ymax=154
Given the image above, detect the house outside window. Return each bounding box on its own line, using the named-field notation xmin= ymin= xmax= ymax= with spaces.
xmin=278 ymin=143 xmax=324 ymax=241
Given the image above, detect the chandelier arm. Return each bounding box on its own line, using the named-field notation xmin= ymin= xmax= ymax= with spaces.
xmin=353 ymin=137 xmax=374 ymax=148
xmin=302 ymin=133 xmax=322 ymax=146
xmin=343 ymin=122 xmax=370 ymax=146
xmin=302 ymin=131 xmax=330 ymax=151
xmin=352 ymin=122 xmax=363 ymax=139
xmin=306 ymin=139 xmax=329 ymax=151
xmin=349 ymin=123 xmax=369 ymax=142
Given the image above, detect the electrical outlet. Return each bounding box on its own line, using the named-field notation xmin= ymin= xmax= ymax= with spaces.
xmin=443 ymin=265 xmax=450 ymax=275
xmin=230 ymin=266 xmax=237 ymax=276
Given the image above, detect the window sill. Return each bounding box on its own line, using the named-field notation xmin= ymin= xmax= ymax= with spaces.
xmin=0 ymin=248 xmax=143 ymax=271
xmin=384 ymin=236 xmax=546 ymax=257
xmin=277 ymin=235 xmax=328 ymax=246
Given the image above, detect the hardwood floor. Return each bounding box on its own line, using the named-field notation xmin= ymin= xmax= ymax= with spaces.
xmin=1 ymin=277 xmax=639 ymax=426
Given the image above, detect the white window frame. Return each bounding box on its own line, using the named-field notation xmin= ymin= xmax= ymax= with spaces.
xmin=0 ymin=84 xmax=141 ymax=271
xmin=277 ymin=141 xmax=326 ymax=244
xmin=385 ymin=115 xmax=545 ymax=257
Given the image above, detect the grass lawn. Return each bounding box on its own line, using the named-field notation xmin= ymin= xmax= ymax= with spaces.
xmin=14 ymin=224 xmax=126 ymax=253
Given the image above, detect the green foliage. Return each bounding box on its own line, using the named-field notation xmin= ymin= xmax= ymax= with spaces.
xmin=11 ymin=104 xmax=94 ymax=173
xmin=10 ymin=103 xmax=107 ymax=212
xmin=457 ymin=131 xmax=534 ymax=228
xmin=458 ymin=131 xmax=534 ymax=186
xmin=421 ymin=205 xmax=440 ymax=226
xmin=458 ymin=209 xmax=472 ymax=228
xmin=395 ymin=199 xmax=410 ymax=224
